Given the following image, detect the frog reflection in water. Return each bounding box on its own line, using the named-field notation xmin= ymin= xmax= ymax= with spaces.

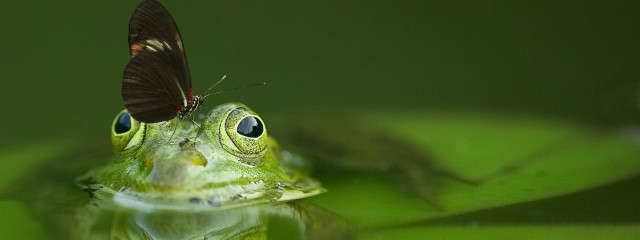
xmin=85 ymin=102 xmax=324 ymax=209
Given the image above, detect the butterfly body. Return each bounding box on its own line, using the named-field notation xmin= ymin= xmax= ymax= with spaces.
xmin=178 ymin=95 xmax=205 ymax=119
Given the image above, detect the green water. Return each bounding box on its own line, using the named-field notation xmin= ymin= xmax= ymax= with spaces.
xmin=1 ymin=0 xmax=640 ymax=239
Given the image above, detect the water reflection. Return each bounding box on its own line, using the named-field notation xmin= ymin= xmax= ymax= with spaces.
xmin=72 ymin=189 xmax=354 ymax=239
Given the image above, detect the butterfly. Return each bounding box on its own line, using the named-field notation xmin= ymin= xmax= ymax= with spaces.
xmin=121 ymin=0 xmax=204 ymax=124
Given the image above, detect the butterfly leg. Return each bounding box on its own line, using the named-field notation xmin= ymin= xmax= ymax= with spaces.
xmin=167 ymin=119 xmax=180 ymax=143
xmin=187 ymin=115 xmax=201 ymax=128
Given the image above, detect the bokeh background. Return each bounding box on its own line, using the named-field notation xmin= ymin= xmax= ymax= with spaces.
xmin=1 ymin=0 xmax=639 ymax=146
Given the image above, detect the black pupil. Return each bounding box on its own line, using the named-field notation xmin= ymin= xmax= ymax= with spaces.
xmin=115 ymin=112 xmax=132 ymax=134
xmin=237 ymin=116 xmax=263 ymax=138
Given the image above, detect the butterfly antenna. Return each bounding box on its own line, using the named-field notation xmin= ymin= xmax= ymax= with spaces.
xmin=206 ymin=82 xmax=266 ymax=97
xmin=202 ymin=75 xmax=227 ymax=97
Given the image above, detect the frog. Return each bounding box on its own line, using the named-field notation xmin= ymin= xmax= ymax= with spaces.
xmin=3 ymin=107 xmax=640 ymax=239
xmin=79 ymin=102 xmax=325 ymax=211
xmin=0 ymin=103 xmax=352 ymax=239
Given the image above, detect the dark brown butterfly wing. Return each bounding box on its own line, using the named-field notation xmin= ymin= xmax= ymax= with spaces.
xmin=122 ymin=0 xmax=192 ymax=123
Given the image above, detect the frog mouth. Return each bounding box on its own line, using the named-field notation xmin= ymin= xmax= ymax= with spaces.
xmin=95 ymin=183 xmax=325 ymax=213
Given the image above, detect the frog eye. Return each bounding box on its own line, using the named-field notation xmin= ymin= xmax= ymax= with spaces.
xmin=111 ymin=109 xmax=145 ymax=153
xmin=237 ymin=116 xmax=264 ymax=138
xmin=114 ymin=111 xmax=132 ymax=134
xmin=219 ymin=107 xmax=268 ymax=161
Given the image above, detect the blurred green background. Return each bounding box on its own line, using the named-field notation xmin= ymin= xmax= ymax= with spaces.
xmin=2 ymin=1 xmax=640 ymax=239
xmin=1 ymin=0 xmax=639 ymax=146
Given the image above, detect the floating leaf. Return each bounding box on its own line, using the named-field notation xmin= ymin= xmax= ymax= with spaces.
xmin=360 ymin=224 xmax=640 ymax=240
xmin=280 ymin=111 xmax=640 ymax=228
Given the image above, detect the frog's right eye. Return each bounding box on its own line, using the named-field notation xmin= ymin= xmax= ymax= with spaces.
xmin=114 ymin=112 xmax=132 ymax=134
xmin=111 ymin=110 xmax=145 ymax=153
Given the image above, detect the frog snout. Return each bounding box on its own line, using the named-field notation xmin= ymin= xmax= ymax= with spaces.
xmin=146 ymin=150 xmax=208 ymax=188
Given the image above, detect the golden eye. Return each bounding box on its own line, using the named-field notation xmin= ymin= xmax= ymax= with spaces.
xmin=114 ymin=111 xmax=132 ymax=134
xmin=236 ymin=116 xmax=264 ymax=138
xmin=219 ymin=107 xmax=268 ymax=161
xmin=111 ymin=110 xmax=145 ymax=153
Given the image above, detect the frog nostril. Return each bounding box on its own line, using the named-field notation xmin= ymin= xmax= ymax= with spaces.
xmin=237 ymin=116 xmax=263 ymax=138
xmin=115 ymin=112 xmax=132 ymax=134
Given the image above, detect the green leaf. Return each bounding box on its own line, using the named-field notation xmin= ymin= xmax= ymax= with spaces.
xmin=359 ymin=224 xmax=640 ymax=240
xmin=307 ymin=111 xmax=640 ymax=228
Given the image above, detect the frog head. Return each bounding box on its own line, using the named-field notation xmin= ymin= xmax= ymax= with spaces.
xmin=94 ymin=103 xmax=323 ymax=210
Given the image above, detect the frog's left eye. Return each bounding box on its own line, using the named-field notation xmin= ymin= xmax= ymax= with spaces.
xmin=237 ymin=116 xmax=264 ymax=138
xmin=219 ymin=108 xmax=268 ymax=161
xmin=111 ymin=109 xmax=144 ymax=153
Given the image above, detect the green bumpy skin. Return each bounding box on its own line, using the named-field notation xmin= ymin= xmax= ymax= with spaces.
xmin=88 ymin=103 xmax=323 ymax=211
